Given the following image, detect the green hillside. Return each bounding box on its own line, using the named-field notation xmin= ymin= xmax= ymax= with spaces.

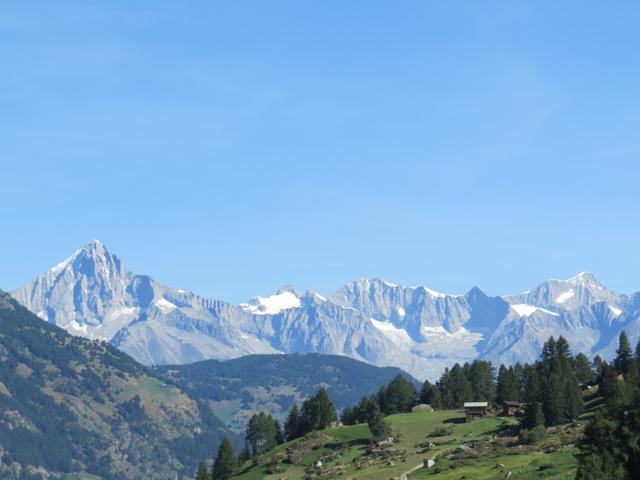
xmin=231 ymin=407 xmax=582 ymax=480
xmin=157 ymin=354 xmax=419 ymax=431
xmin=0 ymin=291 xmax=234 ymax=480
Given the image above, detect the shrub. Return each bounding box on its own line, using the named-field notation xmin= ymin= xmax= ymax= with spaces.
xmin=428 ymin=425 xmax=454 ymax=437
xmin=519 ymin=425 xmax=546 ymax=444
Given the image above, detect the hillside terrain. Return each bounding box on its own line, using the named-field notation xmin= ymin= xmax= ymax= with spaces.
xmin=0 ymin=291 xmax=233 ymax=480
xmin=231 ymin=406 xmax=588 ymax=480
xmin=12 ymin=240 xmax=640 ymax=380
xmin=157 ymin=354 xmax=419 ymax=431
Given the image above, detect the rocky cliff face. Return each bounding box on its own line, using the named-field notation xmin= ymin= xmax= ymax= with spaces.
xmin=12 ymin=241 xmax=640 ymax=380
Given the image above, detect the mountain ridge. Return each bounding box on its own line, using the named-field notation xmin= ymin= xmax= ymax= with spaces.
xmin=11 ymin=240 xmax=640 ymax=380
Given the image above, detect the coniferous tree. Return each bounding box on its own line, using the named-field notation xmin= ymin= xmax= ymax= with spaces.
xmin=382 ymin=374 xmax=416 ymax=414
xmin=564 ymin=374 xmax=584 ymax=421
xmin=340 ymin=406 xmax=357 ymax=426
xmin=439 ymin=363 xmax=472 ymax=408
xmin=468 ymin=360 xmax=496 ymax=403
xmin=576 ymin=410 xmax=627 ymax=480
xmin=556 ymin=336 xmax=571 ymax=361
xmin=274 ymin=419 xmax=284 ymax=445
xmin=212 ymin=437 xmax=236 ymax=480
xmin=419 ymin=380 xmax=442 ymax=409
xmin=300 ymin=387 xmax=337 ymax=433
xmin=521 ymin=402 xmax=545 ymax=430
xmin=543 ymin=372 xmax=565 ymax=426
xmin=512 ymin=362 xmax=525 ymax=393
xmin=341 ymin=396 xmax=374 ymax=425
xmin=237 ymin=447 xmax=251 ymax=466
xmin=536 ymin=336 xmax=583 ymax=426
xmin=614 ymin=331 xmax=633 ymax=375
xmin=575 ymin=353 xmax=596 ymax=385
xmin=521 ymin=365 xmax=540 ymax=404
xmin=376 ymin=385 xmax=388 ymax=414
xmin=359 ymin=396 xmax=378 ymax=422
xmin=195 ymin=460 xmax=209 ymax=480
xmin=496 ymin=365 xmax=519 ymax=404
xmin=598 ymin=362 xmax=617 ymax=402
xmin=430 ymin=387 xmax=442 ymax=410
xmin=541 ymin=336 xmax=557 ymax=375
xmin=284 ymin=404 xmax=301 ymax=441
xmin=245 ymin=412 xmax=278 ymax=456
xmin=366 ymin=400 xmax=392 ymax=442
xmin=592 ymin=356 xmax=606 ymax=377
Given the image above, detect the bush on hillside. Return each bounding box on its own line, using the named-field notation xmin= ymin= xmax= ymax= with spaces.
xmin=519 ymin=425 xmax=546 ymax=444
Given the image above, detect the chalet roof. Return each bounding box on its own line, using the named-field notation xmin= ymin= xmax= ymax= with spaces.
xmin=463 ymin=402 xmax=488 ymax=408
xmin=504 ymin=401 xmax=521 ymax=407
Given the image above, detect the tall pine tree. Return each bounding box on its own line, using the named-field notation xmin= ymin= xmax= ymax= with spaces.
xmin=366 ymin=400 xmax=391 ymax=442
xmin=212 ymin=438 xmax=236 ymax=480
xmin=382 ymin=375 xmax=416 ymax=414
xmin=299 ymin=387 xmax=337 ymax=434
xmin=468 ymin=360 xmax=496 ymax=403
xmin=245 ymin=412 xmax=278 ymax=456
xmin=614 ymin=331 xmax=633 ymax=375
xmin=195 ymin=461 xmax=209 ymax=480
xmin=284 ymin=404 xmax=301 ymax=441
xmin=575 ymin=353 xmax=596 ymax=385
xmin=496 ymin=365 xmax=519 ymax=404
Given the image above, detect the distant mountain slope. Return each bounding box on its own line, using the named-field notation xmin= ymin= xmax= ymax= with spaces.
xmin=0 ymin=290 xmax=233 ymax=480
xmin=12 ymin=241 xmax=640 ymax=380
xmin=156 ymin=354 xmax=419 ymax=431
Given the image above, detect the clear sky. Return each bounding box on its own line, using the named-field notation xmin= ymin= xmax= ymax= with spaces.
xmin=1 ymin=1 xmax=639 ymax=303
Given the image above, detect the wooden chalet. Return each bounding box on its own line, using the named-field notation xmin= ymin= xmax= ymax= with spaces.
xmin=503 ymin=401 xmax=521 ymax=416
xmin=463 ymin=402 xmax=488 ymax=422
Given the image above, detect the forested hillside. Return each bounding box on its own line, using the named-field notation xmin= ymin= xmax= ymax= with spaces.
xmin=156 ymin=354 xmax=418 ymax=430
xmin=0 ymin=291 xmax=233 ymax=479
xmin=200 ymin=334 xmax=639 ymax=479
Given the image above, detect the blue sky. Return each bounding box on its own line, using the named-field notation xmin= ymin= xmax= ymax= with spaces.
xmin=1 ymin=1 xmax=639 ymax=302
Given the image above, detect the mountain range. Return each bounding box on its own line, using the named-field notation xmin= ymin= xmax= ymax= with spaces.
xmin=12 ymin=240 xmax=640 ymax=380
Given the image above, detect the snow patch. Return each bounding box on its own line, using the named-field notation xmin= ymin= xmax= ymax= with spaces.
xmin=241 ymin=291 xmax=301 ymax=315
xmin=106 ymin=306 xmax=137 ymax=321
xmin=312 ymin=292 xmax=327 ymax=302
xmin=511 ymin=304 xmax=560 ymax=317
xmin=422 ymin=326 xmax=449 ymax=336
xmin=609 ymin=305 xmax=622 ymax=317
xmin=370 ymin=318 xmax=412 ymax=345
xmin=69 ymin=320 xmax=89 ymax=334
xmin=424 ymin=287 xmax=447 ymax=298
xmin=396 ymin=306 xmax=406 ymax=317
xmin=556 ymin=290 xmax=575 ymax=304
xmin=155 ymin=298 xmax=177 ymax=314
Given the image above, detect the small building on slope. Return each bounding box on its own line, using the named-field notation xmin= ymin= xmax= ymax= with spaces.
xmin=463 ymin=402 xmax=488 ymax=422
xmin=503 ymin=400 xmax=521 ymax=416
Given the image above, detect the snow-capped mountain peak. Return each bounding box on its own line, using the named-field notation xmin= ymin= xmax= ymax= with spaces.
xmin=11 ymin=242 xmax=640 ymax=381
